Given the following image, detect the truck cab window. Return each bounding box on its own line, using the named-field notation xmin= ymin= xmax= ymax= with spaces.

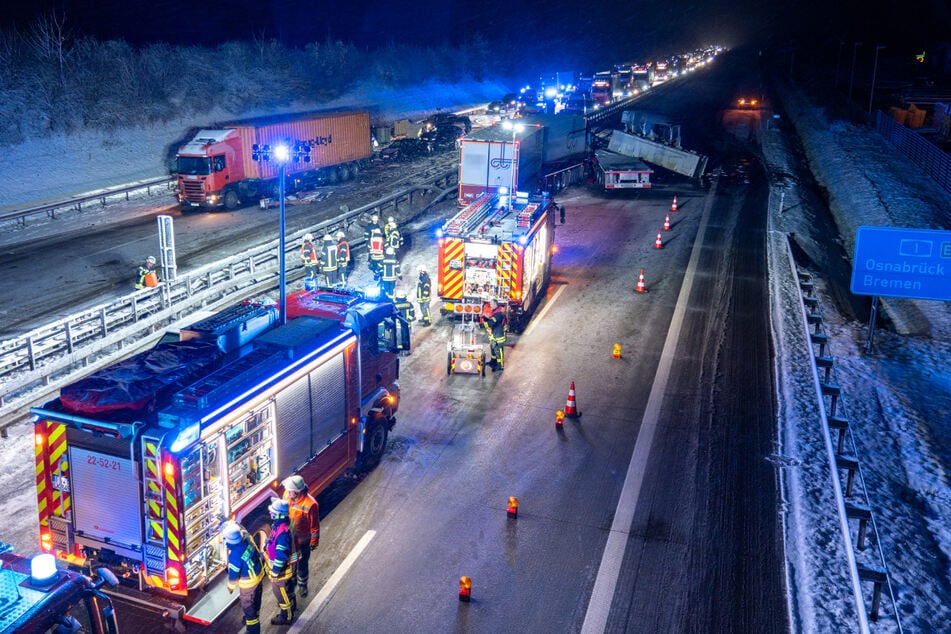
xmin=213 ymin=156 xmax=226 ymax=172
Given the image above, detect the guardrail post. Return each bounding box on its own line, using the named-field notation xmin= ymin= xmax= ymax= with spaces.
xmin=100 ymin=307 xmax=108 ymax=334
xmin=845 ymin=502 xmax=873 ymax=549
xmin=857 ymin=564 xmax=888 ymax=621
xmin=814 ymin=354 xmax=835 ymax=382
xmin=820 ymin=381 xmax=841 ymax=415
xmin=806 ymin=312 xmax=823 ymax=333
xmin=27 ymin=336 xmax=36 ymax=371
xmin=826 ymin=414 xmax=849 ymax=454
xmin=802 ymin=295 xmax=818 ymax=310
xmin=810 ymin=332 xmax=829 ymax=356
xmin=64 ymin=321 xmax=74 ymax=354
xmin=836 ymin=454 xmax=860 ymax=497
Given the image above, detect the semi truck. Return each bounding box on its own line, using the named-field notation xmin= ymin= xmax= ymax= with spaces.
xmin=175 ymin=111 xmax=372 ymax=210
xmin=591 ymin=71 xmax=619 ymax=105
xmin=593 ymin=150 xmax=653 ymax=189
xmin=436 ymin=191 xmax=556 ymax=333
xmin=0 ymin=544 xmax=119 ymax=633
xmin=457 ymin=114 xmax=587 ymax=205
xmin=32 ymin=288 xmax=410 ymax=627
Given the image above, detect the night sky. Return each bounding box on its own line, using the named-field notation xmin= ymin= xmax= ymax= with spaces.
xmin=1 ymin=1 xmax=948 ymax=68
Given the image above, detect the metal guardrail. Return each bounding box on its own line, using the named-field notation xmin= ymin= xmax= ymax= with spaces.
xmin=0 ymin=177 xmax=176 ymax=228
xmin=0 ymin=171 xmax=458 ymax=432
xmin=795 ymin=269 xmax=902 ymax=631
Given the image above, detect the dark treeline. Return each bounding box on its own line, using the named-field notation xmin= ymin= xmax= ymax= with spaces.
xmin=0 ymin=13 xmax=504 ymax=145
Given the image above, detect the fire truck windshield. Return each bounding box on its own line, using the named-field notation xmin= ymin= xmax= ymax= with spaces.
xmin=176 ymin=156 xmax=212 ymax=175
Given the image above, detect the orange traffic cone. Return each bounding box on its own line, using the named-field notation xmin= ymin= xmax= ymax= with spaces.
xmin=664 ymin=213 xmax=671 ymax=231
xmin=565 ymin=381 xmax=581 ymax=418
xmin=671 ymin=195 xmax=678 ymax=212
xmin=635 ymin=269 xmax=647 ymax=293
xmin=654 ymin=231 xmax=663 ymax=249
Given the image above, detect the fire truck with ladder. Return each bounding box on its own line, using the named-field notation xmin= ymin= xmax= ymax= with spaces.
xmin=436 ymin=191 xmax=556 ymax=334
xmin=31 ymin=287 xmax=410 ymax=627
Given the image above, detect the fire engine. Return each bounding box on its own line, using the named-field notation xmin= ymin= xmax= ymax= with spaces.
xmin=32 ymin=288 xmax=410 ymax=626
xmin=436 ymin=191 xmax=556 ymax=333
xmin=0 ymin=544 xmax=119 ymax=633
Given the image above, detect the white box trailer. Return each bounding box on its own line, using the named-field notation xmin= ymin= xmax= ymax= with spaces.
xmin=594 ymin=150 xmax=653 ymax=189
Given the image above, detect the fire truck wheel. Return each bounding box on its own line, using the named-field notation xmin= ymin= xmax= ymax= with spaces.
xmin=447 ymin=353 xmax=453 ymax=375
xmin=224 ymin=190 xmax=240 ymax=210
xmin=359 ymin=417 xmax=388 ymax=471
xmin=480 ymin=353 xmax=486 ymax=377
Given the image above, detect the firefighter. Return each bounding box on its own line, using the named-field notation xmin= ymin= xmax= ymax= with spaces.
xmin=319 ymin=234 xmax=339 ymax=286
xmin=483 ymin=299 xmax=507 ymax=371
xmin=134 ymin=256 xmax=158 ymax=290
xmin=336 ymin=231 xmax=351 ymax=285
xmin=367 ymin=226 xmax=385 ymax=279
xmin=416 ymin=265 xmax=432 ymax=326
xmin=363 ymin=214 xmax=381 ymax=243
xmin=385 ymin=219 xmax=403 ymax=255
xmin=560 ymin=204 xmax=566 ymax=224
xmin=382 ymin=216 xmax=396 ymax=243
xmin=265 ymin=498 xmax=298 ymax=625
xmin=222 ymin=521 xmax=265 ymax=634
xmin=282 ymin=475 xmax=319 ymax=598
xmin=394 ymin=289 xmax=416 ymax=327
xmin=380 ymin=247 xmax=401 ymax=301
xmin=300 ymin=233 xmax=319 ymax=288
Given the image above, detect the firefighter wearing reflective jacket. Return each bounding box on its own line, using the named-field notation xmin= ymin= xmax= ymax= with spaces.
xmin=385 ymin=218 xmax=403 ymax=254
xmin=416 ymin=265 xmax=432 ymax=326
xmin=394 ymin=289 xmax=416 ymax=327
xmin=300 ymin=234 xmax=319 ymax=287
xmin=265 ymin=498 xmax=298 ymax=626
xmin=336 ymin=231 xmax=351 ymax=284
xmin=368 ymin=227 xmax=385 ymax=279
xmin=364 ymin=214 xmax=381 ymax=243
xmin=484 ymin=299 xmax=507 ymax=371
xmin=380 ymin=247 xmax=401 ymax=301
xmin=319 ymin=234 xmax=339 ymax=286
xmin=134 ymin=256 xmax=158 ymax=289
xmin=282 ymin=475 xmax=320 ymax=598
xmin=222 ymin=521 xmax=265 ymax=634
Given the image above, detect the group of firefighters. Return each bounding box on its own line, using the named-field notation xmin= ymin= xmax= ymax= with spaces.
xmin=220 ymin=475 xmax=319 ymax=632
xmin=298 ymin=230 xmax=353 ymax=288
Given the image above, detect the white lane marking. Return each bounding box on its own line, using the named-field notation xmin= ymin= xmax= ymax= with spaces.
xmin=581 ymin=193 xmax=715 ymax=633
xmin=522 ymin=284 xmax=566 ymax=338
xmin=289 ymin=529 xmax=376 ymax=632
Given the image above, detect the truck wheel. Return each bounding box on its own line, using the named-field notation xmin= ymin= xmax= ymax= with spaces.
xmin=480 ymin=353 xmax=486 ymax=377
xmin=339 ymin=164 xmax=351 ymax=180
xmin=327 ymin=167 xmax=340 ymax=184
xmin=359 ymin=418 xmax=388 ymax=471
xmin=447 ymin=353 xmax=453 ymax=375
xmin=349 ymin=162 xmax=360 ymax=178
xmin=224 ymin=190 xmax=240 ymax=210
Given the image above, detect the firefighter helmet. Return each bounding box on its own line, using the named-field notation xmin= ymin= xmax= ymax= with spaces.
xmin=323 ymin=234 xmax=333 ymax=241
xmin=336 ymin=230 xmax=346 ymax=239
xmin=221 ymin=521 xmax=243 ymax=545
xmin=387 ymin=216 xmax=394 ymax=224
xmin=282 ymin=475 xmax=307 ymax=494
xmin=303 ymin=233 xmax=313 ymax=242
xmin=385 ymin=247 xmax=396 ymax=256
xmin=371 ymin=214 xmax=379 ymax=223
xmin=395 ymin=289 xmax=407 ymax=301
xmin=146 ymin=256 xmax=156 ymax=265
xmin=417 ymin=264 xmax=427 ymax=273
xmin=388 ymin=219 xmax=397 ymax=229
xmin=268 ymin=498 xmax=289 ymax=518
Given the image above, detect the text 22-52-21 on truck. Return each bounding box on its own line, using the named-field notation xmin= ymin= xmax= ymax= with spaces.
xmin=436 ymin=191 xmax=556 ymax=333
xmin=175 ymin=110 xmax=372 ymax=211
xmin=32 ymin=287 xmax=410 ymax=627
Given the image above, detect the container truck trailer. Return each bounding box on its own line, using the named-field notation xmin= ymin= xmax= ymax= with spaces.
xmin=175 ymin=111 xmax=372 ymax=210
xmin=32 ymin=288 xmax=410 ymax=627
xmin=436 ymin=191 xmax=556 ymax=333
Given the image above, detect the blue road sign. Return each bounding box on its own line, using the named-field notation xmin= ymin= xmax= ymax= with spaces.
xmin=851 ymin=226 xmax=951 ymax=301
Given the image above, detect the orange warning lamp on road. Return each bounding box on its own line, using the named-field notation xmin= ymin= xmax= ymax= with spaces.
xmin=507 ymin=496 xmax=519 ymax=519
xmin=555 ymin=409 xmax=565 ymax=427
xmin=459 ymin=576 xmax=472 ymax=602
xmin=613 ymin=343 xmax=622 ymax=358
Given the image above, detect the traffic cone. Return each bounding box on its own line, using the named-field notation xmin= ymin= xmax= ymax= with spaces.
xmin=664 ymin=213 xmax=671 ymax=231
xmin=459 ymin=576 xmax=472 ymax=602
xmin=507 ymin=496 xmax=519 ymax=519
xmin=654 ymin=231 xmax=663 ymax=249
xmin=671 ymin=195 xmax=678 ymax=212
xmin=565 ymin=381 xmax=581 ymax=418
xmin=635 ymin=269 xmax=647 ymax=293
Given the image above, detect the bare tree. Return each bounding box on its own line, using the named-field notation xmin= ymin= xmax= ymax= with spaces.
xmin=27 ymin=10 xmax=70 ymax=88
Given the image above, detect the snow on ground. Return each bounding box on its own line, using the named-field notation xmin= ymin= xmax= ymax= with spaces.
xmin=0 ymin=71 xmax=949 ymax=631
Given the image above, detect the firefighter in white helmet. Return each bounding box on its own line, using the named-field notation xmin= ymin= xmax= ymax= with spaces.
xmin=265 ymin=498 xmax=298 ymax=625
xmin=282 ymin=475 xmax=320 ymax=598
xmin=299 ymin=233 xmax=319 ymax=288
xmin=336 ymin=230 xmax=351 ymax=284
xmin=380 ymin=247 xmax=401 ymax=301
xmin=319 ymin=234 xmax=339 ymax=286
xmin=222 ymin=520 xmax=265 ymax=634
xmin=134 ymin=256 xmax=158 ymax=290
